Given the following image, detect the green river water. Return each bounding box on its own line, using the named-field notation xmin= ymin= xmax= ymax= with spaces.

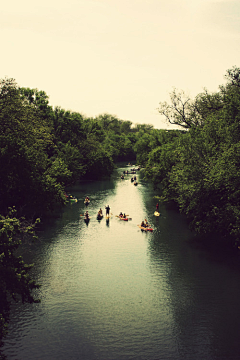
xmin=2 ymin=165 xmax=240 ymax=360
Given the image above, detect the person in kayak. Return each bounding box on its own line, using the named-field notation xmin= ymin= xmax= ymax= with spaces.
xmin=140 ymin=221 xmax=146 ymax=228
xmin=84 ymin=210 xmax=89 ymax=219
xmin=105 ymin=205 xmax=110 ymax=216
xmin=119 ymin=212 xmax=123 ymax=218
xmin=84 ymin=197 xmax=90 ymax=206
xmin=99 ymin=208 xmax=103 ymax=215
xmin=97 ymin=211 xmax=102 ymax=219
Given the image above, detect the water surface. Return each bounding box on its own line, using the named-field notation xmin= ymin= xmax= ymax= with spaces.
xmin=3 ymin=166 xmax=240 ymax=360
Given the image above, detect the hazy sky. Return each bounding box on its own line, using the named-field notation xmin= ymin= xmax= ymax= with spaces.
xmin=1 ymin=0 xmax=239 ymax=129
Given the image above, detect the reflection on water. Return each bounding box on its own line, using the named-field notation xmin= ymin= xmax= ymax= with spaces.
xmin=3 ymin=166 xmax=240 ymax=360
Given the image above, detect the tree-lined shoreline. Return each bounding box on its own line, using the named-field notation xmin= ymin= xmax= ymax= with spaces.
xmin=1 ymin=66 xmax=240 ymax=351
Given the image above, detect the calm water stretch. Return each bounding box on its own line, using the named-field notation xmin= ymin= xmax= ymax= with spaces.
xmin=3 ymin=165 xmax=240 ymax=360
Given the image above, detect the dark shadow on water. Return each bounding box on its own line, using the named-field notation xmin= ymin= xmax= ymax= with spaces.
xmin=187 ymin=232 xmax=240 ymax=272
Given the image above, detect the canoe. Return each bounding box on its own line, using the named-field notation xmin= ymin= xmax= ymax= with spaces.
xmin=138 ymin=225 xmax=153 ymax=232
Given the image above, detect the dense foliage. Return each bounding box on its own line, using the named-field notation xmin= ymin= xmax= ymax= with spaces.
xmin=0 ymin=79 xmax=141 ymax=217
xmin=0 ymin=208 xmax=40 ymax=350
xmin=138 ymin=67 xmax=240 ymax=245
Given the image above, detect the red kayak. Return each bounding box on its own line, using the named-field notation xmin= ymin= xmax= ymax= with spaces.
xmin=119 ymin=217 xmax=128 ymax=221
xmin=138 ymin=225 xmax=153 ymax=232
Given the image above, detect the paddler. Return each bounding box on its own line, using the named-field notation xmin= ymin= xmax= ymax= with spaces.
xmin=144 ymin=219 xmax=149 ymax=227
xmin=105 ymin=205 xmax=110 ymax=216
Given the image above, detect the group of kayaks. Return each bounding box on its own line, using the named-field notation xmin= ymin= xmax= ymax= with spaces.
xmin=68 ymin=166 xmax=160 ymax=232
xmin=82 ymin=204 xmax=109 ymax=223
xmin=82 ymin=206 xmax=156 ymax=232
xmin=121 ymin=166 xmax=140 ymax=186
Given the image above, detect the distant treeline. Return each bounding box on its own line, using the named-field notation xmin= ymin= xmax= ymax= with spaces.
xmin=0 ymin=77 xmax=155 ymax=218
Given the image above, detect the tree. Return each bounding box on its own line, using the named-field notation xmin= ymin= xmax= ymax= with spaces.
xmin=144 ymin=133 xmax=183 ymax=195
xmin=151 ymin=67 xmax=240 ymax=243
xmin=134 ymin=132 xmax=154 ymax=165
xmin=157 ymin=88 xmax=223 ymax=129
xmin=19 ymin=87 xmax=53 ymax=122
xmin=157 ymin=88 xmax=196 ymax=129
xmin=0 ymin=79 xmax=70 ymax=216
xmin=0 ymin=208 xmax=40 ymax=347
xmin=223 ymin=66 xmax=240 ymax=88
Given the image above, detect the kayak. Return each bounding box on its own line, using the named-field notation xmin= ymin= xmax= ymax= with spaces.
xmin=97 ymin=214 xmax=103 ymax=220
xmin=84 ymin=217 xmax=90 ymax=223
xmin=154 ymin=211 xmax=160 ymax=216
xmin=138 ymin=225 xmax=153 ymax=232
xmin=69 ymin=198 xmax=77 ymax=203
xmin=119 ymin=217 xmax=128 ymax=221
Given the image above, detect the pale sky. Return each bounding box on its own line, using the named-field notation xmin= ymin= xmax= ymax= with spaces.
xmin=1 ymin=0 xmax=240 ymax=129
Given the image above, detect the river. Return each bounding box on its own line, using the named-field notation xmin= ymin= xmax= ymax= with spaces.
xmin=2 ymin=164 xmax=240 ymax=360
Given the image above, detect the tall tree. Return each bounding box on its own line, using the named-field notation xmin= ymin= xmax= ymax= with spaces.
xmin=0 ymin=208 xmax=40 ymax=347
